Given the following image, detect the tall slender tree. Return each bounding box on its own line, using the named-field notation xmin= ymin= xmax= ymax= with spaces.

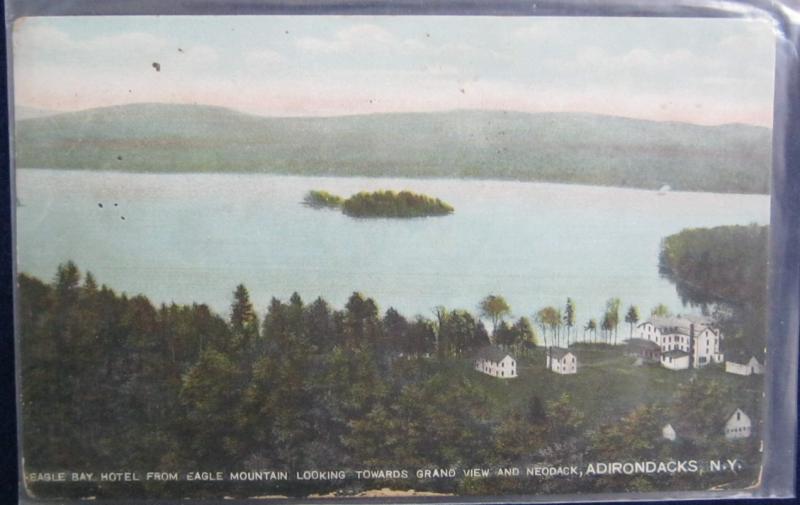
xmin=229 ymin=284 xmax=259 ymax=354
xmin=536 ymin=306 xmax=563 ymax=347
xmin=585 ymin=319 xmax=597 ymax=343
xmin=564 ymin=298 xmax=576 ymax=346
xmin=625 ymin=305 xmax=640 ymax=338
xmin=601 ymin=313 xmax=612 ymax=344
xmin=606 ymin=298 xmax=621 ymax=344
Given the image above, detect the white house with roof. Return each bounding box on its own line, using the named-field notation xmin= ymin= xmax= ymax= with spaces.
xmin=725 ymin=356 xmax=764 ymax=376
xmin=474 ymin=346 xmax=517 ymax=378
xmin=661 ymin=407 xmax=753 ymax=441
xmin=724 ymin=408 xmax=752 ymax=440
xmin=546 ymin=347 xmax=577 ymax=374
xmin=635 ymin=315 xmax=724 ymax=370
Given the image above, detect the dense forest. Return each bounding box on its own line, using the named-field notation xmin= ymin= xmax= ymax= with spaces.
xmin=19 ymin=263 xmax=761 ymax=500
xmin=15 ymin=104 xmax=772 ymax=194
xmin=303 ymin=189 xmax=454 ymax=218
xmin=659 ymin=224 xmax=768 ymax=357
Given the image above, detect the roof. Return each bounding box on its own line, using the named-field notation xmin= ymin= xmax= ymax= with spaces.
xmin=665 ymin=405 xmax=756 ymax=440
xmin=548 ymin=347 xmax=574 ymax=360
xmin=721 ymin=401 xmax=760 ymax=427
xmin=475 ymin=345 xmax=513 ymax=363
xmin=724 ymin=407 xmax=750 ymax=422
xmin=626 ymin=338 xmax=661 ymax=351
xmin=643 ymin=315 xmax=716 ymax=336
xmin=662 ymin=350 xmax=689 ymax=358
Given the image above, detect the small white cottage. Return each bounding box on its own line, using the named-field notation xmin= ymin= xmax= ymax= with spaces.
xmin=474 ymin=346 xmax=517 ymax=378
xmin=660 ymin=350 xmax=690 ymax=371
xmin=546 ymin=347 xmax=577 ymax=375
xmin=662 ymin=423 xmax=677 ymax=441
xmin=724 ymin=408 xmax=752 ymax=440
xmin=725 ymin=356 xmax=764 ymax=376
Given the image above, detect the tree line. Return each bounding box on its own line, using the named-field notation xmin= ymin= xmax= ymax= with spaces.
xmin=659 ymin=224 xmax=767 ymax=357
xmin=18 ymin=263 xmax=759 ymax=499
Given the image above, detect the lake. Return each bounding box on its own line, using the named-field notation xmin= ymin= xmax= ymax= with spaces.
xmin=16 ymin=169 xmax=770 ymax=329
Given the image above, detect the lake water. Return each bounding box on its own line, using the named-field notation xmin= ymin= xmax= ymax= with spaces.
xmin=16 ymin=169 xmax=770 ymax=327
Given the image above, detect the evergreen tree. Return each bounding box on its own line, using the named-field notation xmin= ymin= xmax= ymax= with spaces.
xmin=229 ymin=284 xmax=259 ymax=355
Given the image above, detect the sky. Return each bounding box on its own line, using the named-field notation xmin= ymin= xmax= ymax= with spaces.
xmin=12 ymin=15 xmax=777 ymax=126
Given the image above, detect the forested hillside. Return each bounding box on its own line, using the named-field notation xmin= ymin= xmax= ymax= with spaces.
xmin=19 ymin=263 xmax=761 ymax=500
xmin=15 ymin=104 xmax=771 ymax=193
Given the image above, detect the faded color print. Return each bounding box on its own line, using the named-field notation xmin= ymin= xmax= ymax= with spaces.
xmin=14 ymin=15 xmax=774 ymax=501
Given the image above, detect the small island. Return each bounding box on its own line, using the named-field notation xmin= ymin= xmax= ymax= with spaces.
xmin=303 ymin=189 xmax=454 ymax=218
xmin=303 ymin=190 xmax=343 ymax=209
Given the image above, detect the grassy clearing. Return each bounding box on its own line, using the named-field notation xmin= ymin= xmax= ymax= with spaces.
xmin=446 ymin=345 xmax=762 ymax=428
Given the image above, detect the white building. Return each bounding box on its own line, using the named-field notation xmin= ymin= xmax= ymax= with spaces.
xmin=635 ymin=315 xmax=724 ymax=370
xmin=547 ymin=347 xmax=577 ymax=375
xmin=661 ymin=350 xmax=690 ymax=370
xmin=724 ymin=408 xmax=752 ymax=440
xmin=662 ymin=423 xmax=677 ymax=441
xmin=725 ymin=356 xmax=764 ymax=376
xmin=474 ymin=346 xmax=517 ymax=378
xmin=662 ymin=408 xmax=754 ymax=442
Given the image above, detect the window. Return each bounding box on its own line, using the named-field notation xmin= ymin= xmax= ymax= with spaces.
xmin=737 ymin=412 xmax=741 ymax=421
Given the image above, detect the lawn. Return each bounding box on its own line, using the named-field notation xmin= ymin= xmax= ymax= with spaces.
xmin=449 ymin=345 xmax=762 ymax=428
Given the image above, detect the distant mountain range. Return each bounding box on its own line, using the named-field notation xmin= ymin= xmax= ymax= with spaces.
xmin=15 ymin=105 xmax=61 ymax=120
xmin=14 ymin=103 xmax=772 ymax=194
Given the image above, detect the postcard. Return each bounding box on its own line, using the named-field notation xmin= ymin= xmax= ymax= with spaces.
xmin=12 ymin=14 xmax=777 ymax=501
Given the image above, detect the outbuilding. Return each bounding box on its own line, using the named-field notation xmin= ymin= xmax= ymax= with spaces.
xmin=725 ymin=356 xmax=764 ymax=376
